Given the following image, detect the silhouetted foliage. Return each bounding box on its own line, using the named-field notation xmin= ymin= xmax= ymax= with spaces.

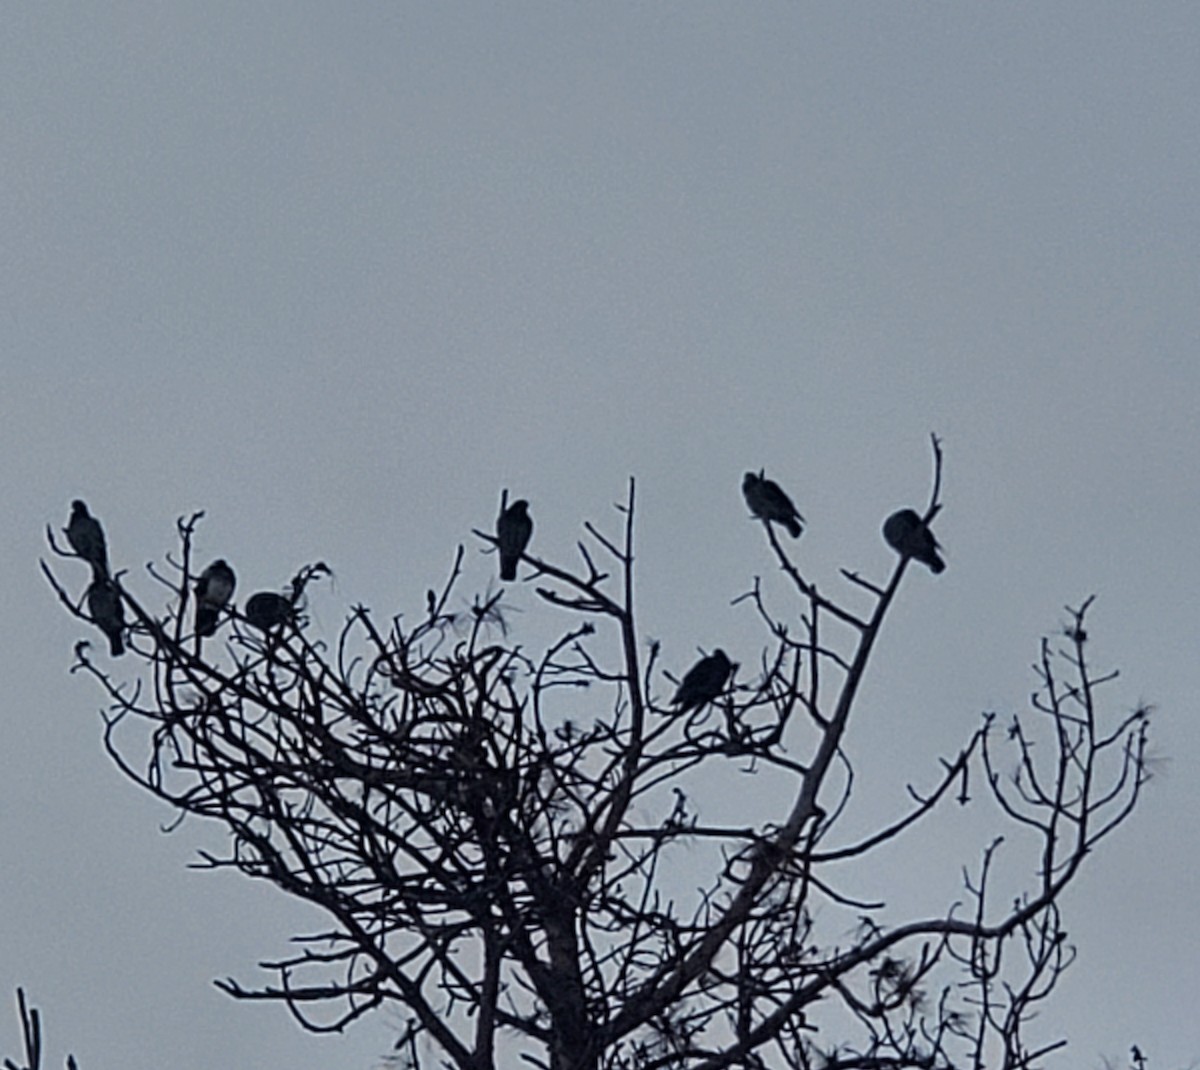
xmin=42 ymin=439 xmax=1153 ymax=1070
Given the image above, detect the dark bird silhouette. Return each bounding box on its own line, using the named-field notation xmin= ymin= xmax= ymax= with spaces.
xmin=244 ymin=591 xmax=294 ymax=633
xmin=883 ymin=509 xmax=945 ymax=574
xmin=65 ymin=500 xmax=109 ymax=579
xmin=671 ymin=649 xmax=734 ymax=713
xmin=497 ymin=499 xmax=533 ymax=581
xmin=742 ymin=471 xmax=804 ymax=538
xmin=194 ymin=559 xmax=236 ymax=637
xmin=86 ymin=577 xmax=125 ymax=657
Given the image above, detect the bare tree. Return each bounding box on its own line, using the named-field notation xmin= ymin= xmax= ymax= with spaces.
xmin=42 ymin=441 xmax=1151 ymax=1070
xmin=2 ymin=989 xmax=78 ymax=1070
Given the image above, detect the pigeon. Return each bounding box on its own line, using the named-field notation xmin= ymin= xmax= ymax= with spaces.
xmin=496 ymin=499 xmax=533 ymax=581
xmin=86 ymin=577 xmax=125 ymax=657
xmin=65 ymin=500 xmax=109 ymax=580
xmin=883 ymin=509 xmax=945 ymax=574
xmin=671 ymin=649 xmax=734 ymax=713
xmin=194 ymin=559 xmax=236 ymax=637
xmin=244 ymin=591 xmax=294 ymax=633
xmin=742 ymin=471 xmax=804 ymax=538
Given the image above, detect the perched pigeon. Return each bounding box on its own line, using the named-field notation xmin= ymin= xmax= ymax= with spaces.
xmin=671 ymin=649 xmax=734 ymax=713
xmin=496 ymin=499 xmax=533 ymax=582
xmin=86 ymin=577 xmax=125 ymax=657
xmin=244 ymin=591 xmax=294 ymax=633
xmin=65 ymin=500 xmax=109 ymax=580
xmin=742 ymin=470 xmax=804 ymax=538
xmin=883 ymin=509 xmax=945 ymax=574
xmin=194 ymin=559 xmax=236 ymax=638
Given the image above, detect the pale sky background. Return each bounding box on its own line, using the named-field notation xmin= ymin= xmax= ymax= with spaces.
xmin=1 ymin=4 xmax=1197 ymax=1068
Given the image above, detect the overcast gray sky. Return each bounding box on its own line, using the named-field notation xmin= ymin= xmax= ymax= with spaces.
xmin=2 ymin=4 xmax=1197 ymax=1068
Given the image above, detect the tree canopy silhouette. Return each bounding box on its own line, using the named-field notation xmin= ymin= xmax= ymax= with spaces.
xmin=42 ymin=440 xmax=1151 ymax=1070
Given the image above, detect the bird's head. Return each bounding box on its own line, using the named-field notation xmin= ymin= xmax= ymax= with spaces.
xmin=884 ymin=509 xmax=918 ymax=534
xmin=71 ymin=499 xmax=88 ymax=516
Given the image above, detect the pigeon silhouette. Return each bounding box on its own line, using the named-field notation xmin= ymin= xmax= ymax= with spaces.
xmin=883 ymin=509 xmax=945 ymax=574
xmin=742 ymin=471 xmax=804 ymax=538
xmin=66 ymin=500 xmax=109 ymax=580
xmin=671 ymin=649 xmax=734 ymax=713
xmin=86 ymin=577 xmax=125 ymax=657
xmin=244 ymin=591 xmax=294 ymax=633
xmin=195 ymin=559 xmax=236 ymax=637
xmin=497 ymin=499 xmax=533 ymax=581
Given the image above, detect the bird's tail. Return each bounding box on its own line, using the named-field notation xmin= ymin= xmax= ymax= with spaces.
xmin=785 ymin=518 xmax=803 ymax=539
xmin=195 ymin=606 xmax=218 ymax=638
xmin=109 ymin=631 xmax=125 ymax=657
xmin=929 ymin=554 xmax=946 ymax=574
xmin=499 ymin=557 xmax=517 ymax=582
